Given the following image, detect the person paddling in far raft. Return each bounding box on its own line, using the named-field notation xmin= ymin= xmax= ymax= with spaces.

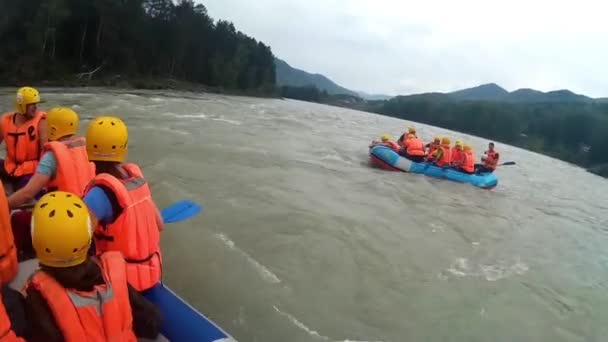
xmin=475 ymin=142 xmax=499 ymax=173
xmin=424 ymin=136 xmax=441 ymax=162
xmin=398 ymin=126 xmax=418 ymax=148
xmin=8 ymin=107 xmax=95 ymax=261
xmin=370 ymin=134 xmax=400 ymax=152
xmin=401 ymin=133 xmax=426 ymax=162
xmin=0 ymin=87 xmax=48 ymax=193
xmin=82 ymin=116 xmax=164 ymax=292
xmin=24 ymin=191 xmax=161 ymax=342
xmin=452 ymin=144 xmax=476 ymax=174
xmin=451 ymin=140 xmax=463 ymax=163
xmin=431 ymin=137 xmax=452 ymax=167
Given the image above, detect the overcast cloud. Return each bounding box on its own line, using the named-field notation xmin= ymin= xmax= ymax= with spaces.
xmin=203 ymin=0 xmax=608 ymax=97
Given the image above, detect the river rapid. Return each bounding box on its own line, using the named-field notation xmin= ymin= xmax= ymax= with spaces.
xmin=3 ymin=88 xmax=608 ymax=342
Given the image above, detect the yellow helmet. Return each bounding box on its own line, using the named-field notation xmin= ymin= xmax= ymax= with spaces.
xmin=455 ymin=140 xmax=463 ymax=146
xmin=441 ymin=137 xmax=451 ymax=145
xmin=47 ymin=107 xmax=79 ymax=141
xmin=15 ymin=87 xmax=40 ymax=115
xmin=433 ymin=136 xmax=441 ymax=143
xmin=31 ymin=191 xmax=92 ymax=268
xmin=381 ymin=133 xmax=390 ymax=141
xmin=408 ymin=126 xmax=416 ymax=134
xmin=463 ymin=145 xmax=473 ymax=152
xmin=86 ymin=116 xmax=128 ymax=162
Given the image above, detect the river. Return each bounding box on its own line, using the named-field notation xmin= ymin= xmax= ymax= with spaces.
xmin=3 ymin=88 xmax=608 ymax=342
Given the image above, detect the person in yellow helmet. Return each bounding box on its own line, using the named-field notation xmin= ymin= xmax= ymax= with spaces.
xmin=432 ymin=137 xmax=452 ymax=167
xmin=24 ymin=191 xmax=161 ymax=342
xmin=9 ymin=107 xmax=95 ymax=209
xmin=8 ymin=108 xmax=96 ymax=261
xmin=0 ymin=87 xmax=48 ymax=192
xmin=424 ymin=136 xmax=441 ymax=162
xmin=371 ymin=133 xmax=400 ymax=152
xmin=397 ymin=126 xmax=417 ymax=147
xmin=450 ymin=141 xmax=464 ymax=166
xmin=82 ymin=116 xmax=164 ymax=291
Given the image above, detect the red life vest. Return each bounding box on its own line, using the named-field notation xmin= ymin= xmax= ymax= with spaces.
xmin=435 ymin=145 xmax=451 ymax=166
xmin=383 ymin=141 xmax=400 ymax=152
xmin=484 ymin=150 xmax=499 ymax=170
xmin=0 ymin=181 xmax=17 ymax=285
xmin=44 ymin=137 xmax=96 ymax=197
xmin=462 ymin=151 xmax=475 ymax=173
xmin=404 ymin=137 xmax=425 ymax=156
xmin=86 ymin=163 xmax=162 ymax=291
xmin=1 ymin=112 xmax=46 ymax=177
xmin=425 ymin=143 xmax=439 ymax=161
xmin=26 ymin=252 xmax=136 ymax=342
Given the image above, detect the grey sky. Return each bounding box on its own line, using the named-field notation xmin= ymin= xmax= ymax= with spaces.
xmin=203 ymin=0 xmax=608 ymax=97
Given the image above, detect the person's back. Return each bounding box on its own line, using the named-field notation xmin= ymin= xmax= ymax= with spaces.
xmin=403 ymin=134 xmax=425 ymax=162
xmin=83 ymin=116 xmax=163 ymax=292
xmin=24 ymin=191 xmax=161 ymax=342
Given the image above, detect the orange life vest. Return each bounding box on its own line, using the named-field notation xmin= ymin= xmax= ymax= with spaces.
xmin=462 ymin=151 xmax=475 ymax=173
xmin=435 ymin=145 xmax=452 ymax=167
xmin=1 ymin=112 xmax=45 ymax=177
xmin=0 ymin=182 xmax=17 ymax=285
xmin=27 ymin=252 xmax=136 ymax=342
xmin=404 ymin=137 xmax=425 ymax=156
xmin=43 ymin=137 xmax=95 ymax=197
xmin=483 ymin=150 xmax=499 ymax=170
xmin=0 ymin=292 xmax=23 ymax=342
xmin=383 ymin=141 xmax=401 ymax=152
xmin=425 ymin=143 xmax=439 ymax=161
xmin=86 ymin=163 xmax=162 ymax=291
xmin=451 ymin=147 xmax=463 ymax=164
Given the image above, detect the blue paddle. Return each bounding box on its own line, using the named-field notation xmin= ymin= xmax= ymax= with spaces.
xmin=161 ymin=200 xmax=202 ymax=224
xmin=499 ymin=161 xmax=516 ymax=166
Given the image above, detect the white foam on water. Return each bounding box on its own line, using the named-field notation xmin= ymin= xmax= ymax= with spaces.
xmin=181 ymin=113 xmax=207 ymax=119
xmin=211 ymin=117 xmax=242 ymax=125
xmin=150 ymin=97 xmax=164 ymax=102
xmin=440 ymin=257 xmax=529 ymax=281
xmin=215 ymin=233 xmax=281 ymax=284
xmin=273 ymin=305 xmax=329 ymax=340
xmin=272 ymin=306 xmax=385 ymax=342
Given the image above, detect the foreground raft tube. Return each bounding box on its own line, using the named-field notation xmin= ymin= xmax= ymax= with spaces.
xmin=369 ymin=145 xmax=498 ymax=189
xmin=11 ymin=259 xmax=236 ymax=342
xmin=143 ymin=284 xmax=236 ymax=342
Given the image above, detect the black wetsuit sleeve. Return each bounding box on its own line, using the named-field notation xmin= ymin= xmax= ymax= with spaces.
xmin=128 ymin=284 xmax=162 ymax=339
xmin=1 ymin=286 xmax=28 ymax=339
xmin=24 ymin=287 xmax=63 ymax=342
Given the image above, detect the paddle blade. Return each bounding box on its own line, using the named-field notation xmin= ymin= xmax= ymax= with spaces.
xmin=161 ymin=200 xmax=202 ymax=224
xmin=500 ymin=161 xmax=516 ymax=166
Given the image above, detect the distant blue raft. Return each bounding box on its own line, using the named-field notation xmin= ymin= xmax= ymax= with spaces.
xmin=369 ymin=145 xmax=498 ymax=189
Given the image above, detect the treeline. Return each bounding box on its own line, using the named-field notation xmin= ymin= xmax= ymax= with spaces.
xmin=367 ymin=96 xmax=608 ymax=175
xmin=280 ymin=85 xmax=364 ymax=107
xmin=0 ymin=0 xmax=275 ymax=92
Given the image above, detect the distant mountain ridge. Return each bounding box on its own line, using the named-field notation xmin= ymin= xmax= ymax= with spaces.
xmin=275 ymin=57 xmax=601 ymax=103
xmin=274 ymin=58 xmax=359 ymax=97
xmin=444 ymin=83 xmax=593 ymax=103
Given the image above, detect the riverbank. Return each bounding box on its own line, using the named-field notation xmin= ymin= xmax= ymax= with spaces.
xmin=0 ymin=76 xmax=278 ymax=99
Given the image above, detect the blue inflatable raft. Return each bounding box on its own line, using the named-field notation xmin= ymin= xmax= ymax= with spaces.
xmin=369 ymin=145 xmax=498 ymax=189
xmin=11 ymin=259 xmax=237 ymax=342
